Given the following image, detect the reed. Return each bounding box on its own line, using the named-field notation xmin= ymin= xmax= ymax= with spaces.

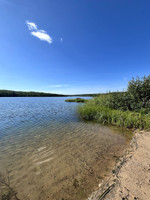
xmin=78 ymin=100 xmax=150 ymax=130
xmin=79 ymin=75 xmax=150 ymax=130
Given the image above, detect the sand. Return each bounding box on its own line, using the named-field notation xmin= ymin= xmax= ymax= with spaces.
xmin=0 ymin=125 xmax=132 ymax=200
xmin=88 ymin=131 xmax=150 ymax=200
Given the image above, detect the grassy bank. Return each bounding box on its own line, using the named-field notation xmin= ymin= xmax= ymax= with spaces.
xmin=78 ymin=75 xmax=150 ymax=130
xmin=79 ymin=101 xmax=150 ymax=129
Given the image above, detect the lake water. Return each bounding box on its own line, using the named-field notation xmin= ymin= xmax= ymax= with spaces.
xmin=0 ymin=97 xmax=132 ymax=200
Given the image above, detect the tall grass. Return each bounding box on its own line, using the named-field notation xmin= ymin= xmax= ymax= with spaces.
xmin=79 ymin=75 xmax=150 ymax=129
xmin=78 ymin=98 xmax=150 ymax=130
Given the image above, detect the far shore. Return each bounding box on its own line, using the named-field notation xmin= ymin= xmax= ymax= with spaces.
xmin=88 ymin=130 xmax=150 ymax=200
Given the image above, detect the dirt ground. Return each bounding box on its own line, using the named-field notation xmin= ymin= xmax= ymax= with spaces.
xmin=88 ymin=131 xmax=150 ymax=200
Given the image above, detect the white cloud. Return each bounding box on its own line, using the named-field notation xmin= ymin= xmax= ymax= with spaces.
xmin=26 ymin=20 xmax=52 ymax=44
xmin=31 ymin=30 xmax=52 ymax=44
xmin=60 ymin=37 xmax=63 ymax=42
xmin=26 ymin=21 xmax=37 ymax=31
xmin=48 ymin=84 xmax=69 ymax=88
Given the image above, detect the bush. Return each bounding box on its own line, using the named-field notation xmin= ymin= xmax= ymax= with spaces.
xmin=89 ymin=75 xmax=150 ymax=113
xmin=127 ymin=75 xmax=150 ymax=112
xmin=78 ymin=75 xmax=150 ymax=130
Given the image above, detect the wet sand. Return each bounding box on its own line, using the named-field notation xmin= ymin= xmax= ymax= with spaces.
xmin=88 ymin=131 xmax=150 ymax=200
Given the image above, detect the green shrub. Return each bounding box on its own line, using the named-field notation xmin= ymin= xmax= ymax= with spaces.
xmin=79 ymin=75 xmax=150 ymax=129
xmin=127 ymin=75 xmax=150 ymax=112
xmin=84 ymin=75 xmax=150 ymax=113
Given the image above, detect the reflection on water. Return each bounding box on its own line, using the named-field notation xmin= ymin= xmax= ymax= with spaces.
xmin=0 ymin=97 xmax=132 ymax=200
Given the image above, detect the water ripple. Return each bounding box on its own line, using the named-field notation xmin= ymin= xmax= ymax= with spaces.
xmin=0 ymin=97 xmax=132 ymax=200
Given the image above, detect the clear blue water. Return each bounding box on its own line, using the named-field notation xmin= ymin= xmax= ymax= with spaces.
xmin=0 ymin=97 xmax=132 ymax=200
xmin=0 ymin=97 xmax=80 ymax=138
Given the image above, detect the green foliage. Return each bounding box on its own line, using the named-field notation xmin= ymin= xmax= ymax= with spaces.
xmin=79 ymin=103 xmax=150 ymax=129
xmin=127 ymin=75 xmax=150 ymax=112
xmin=78 ymin=75 xmax=150 ymax=130
xmin=65 ymin=98 xmax=87 ymax=103
xmin=86 ymin=75 xmax=150 ymax=113
xmin=86 ymin=92 xmax=131 ymax=111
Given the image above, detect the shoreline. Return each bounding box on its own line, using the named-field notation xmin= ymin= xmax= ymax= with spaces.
xmin=88 ymin=130 xmax=150 ymax=200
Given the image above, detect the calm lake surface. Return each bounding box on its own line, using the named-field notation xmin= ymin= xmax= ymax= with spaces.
xmin=0 ymin=97 xmax=132 ymax=200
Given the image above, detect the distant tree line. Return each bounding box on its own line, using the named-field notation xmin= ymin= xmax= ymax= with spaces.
xmin=0 ymin=90 xmax=106 ymax=97
xmin=0 ymin=90 xmax=66 ymax=97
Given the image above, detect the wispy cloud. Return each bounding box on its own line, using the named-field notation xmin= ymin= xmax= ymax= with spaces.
xmin=60 ymin=37 xmax=63 ymax=42
xmin=26 ymin=21 xmax=37 ymax=31
xmin=31 ymin=30 xmax=52 ymax=43
xmin=48 ymin=84 xmax=69 ymax=88
xmin=26 ymin=21 xmax=52 ymax=44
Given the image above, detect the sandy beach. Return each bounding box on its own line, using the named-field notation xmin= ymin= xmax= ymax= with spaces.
xmin=88 ymin=131 xmax=150 ymax=200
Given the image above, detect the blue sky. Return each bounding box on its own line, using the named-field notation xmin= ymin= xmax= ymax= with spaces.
xmin=0 ymin=0 xmax=150 ymax=94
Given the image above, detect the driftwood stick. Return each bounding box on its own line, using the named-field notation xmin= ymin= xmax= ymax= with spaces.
xmin=115 ymin=155 xmax=127 ymax=176
xmin=98 ymin=182 xmax=117 ymax=200
xmin=98 ymin=152 xmax=128 ymax=199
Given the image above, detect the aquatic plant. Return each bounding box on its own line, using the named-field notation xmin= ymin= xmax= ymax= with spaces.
xmin=65 ymin=98 xmax=88 ymax=103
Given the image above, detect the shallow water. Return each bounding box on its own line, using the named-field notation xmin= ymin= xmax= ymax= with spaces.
xmin=0 ymin=97 xmax=132 ymax=200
